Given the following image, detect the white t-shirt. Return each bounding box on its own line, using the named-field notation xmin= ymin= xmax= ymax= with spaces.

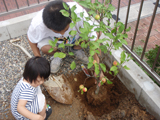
xmin=27 ymin=2 xmax=97 ymax=44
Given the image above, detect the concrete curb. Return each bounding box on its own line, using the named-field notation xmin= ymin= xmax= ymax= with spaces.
xmin=100 ymin=32 xmax=160 ymax=119
xmin=0 ymin=12 xmax=37 ymax=41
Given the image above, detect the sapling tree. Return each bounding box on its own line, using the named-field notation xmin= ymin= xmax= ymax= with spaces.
xmin=48 ymin=0 xmax=131 ymax=95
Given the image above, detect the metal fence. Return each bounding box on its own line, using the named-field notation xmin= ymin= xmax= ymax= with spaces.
xmin=0 ymin=0 xmax=56 ymax=17
xmin=0 ymin=0 xmax=160 ymax=84
xmin=108 ymin=0 xmax=160 ymax=85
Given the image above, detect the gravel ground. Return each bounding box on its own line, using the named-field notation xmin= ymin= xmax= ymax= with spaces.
xmin=0 ymin=34 xmax=86 ymax=119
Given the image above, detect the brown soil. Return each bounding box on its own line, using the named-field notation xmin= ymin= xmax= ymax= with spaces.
xmin=7 ymin=70 xmax=156 ymax=120
xmin=45 ymin=70 xmax=156 ymax=120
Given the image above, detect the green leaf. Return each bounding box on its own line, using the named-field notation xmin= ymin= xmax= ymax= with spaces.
xmin=70 ymin=61 xmax=76 ymax=70
xmin=60 ymin=10 xmax=70 ymax=17
xmin=81 ymin=90 xmax=84 ymax=95
xmin=107 ymin=80 xmax=113 ymax=84
xmin=74 ymin=0 xmax=80 ymax=2
xmin=121 ymin=33 xmax=128 ymax=38
xmin=95 ymin=63 xmax=100 ymax=75
xmin=99 ymin=45 xmax=108 ymax=53
xmin=70 ymin=23 xmax=75 ymax=28
xmin=48 ymin=40 xmax=55 ymax=47
xmin=65 ymin=44 xmax=73 ymax=47
xmin=69 ymin=52 xmax=74 ymax=56
xmin=126 ymin=26 xmax=131 ymax=32
xmin=85 ymin=17 xmax=90 ymax=21
xmin=83 ymin=21 xmax=90 ymax=31
xmin=69 ymin=30 xmax=77 ymax=36
xmin=90 ymin=50 xmax=95 ymax=56
xmin=114 ymin=70 xmax=119 ymax=76
xmin=105 ymin=33 xmax=114 ymax=39
xmin=96 ymin=39 xmax=105 ymax=43
xmin=120 ymin=51 xmax=126 ymax=64
xmin=89 ymin=44 xmax=97 ymax=51
xmin=71 ymin=5 xmax=76 ymax=12
xmin=88 ymin=56 xmax=94 ymax=63
xmin=75 ymin=41 xmax=79 ymax=46
xmin=58 ymin=42 xmax=65 ymax=49
xmin=88 ymin=10 xmax=95 ymax=15
xmin=123 ymin=65 xmax=130 ymax=70
xmin=63 ymin=2 xmax=69 ymax=10
xmin=100 ymin=81 xmax=104 ymax=85
xmin=115 ymin=35 xmax=120 ymax=40
xmin=94 ymin=28 xmax=104 ymax=32
xmin=71 ymin=12 xmax=77 ymax=22
xmin=91 ymin=41 xmax=100 ymax=49
xmin=48 ymin=48 xmax=54 ymax=53
xmin=80 ymin=12 xmax=84 ymax=18
xmin=95 ymin=50 xmax=100 ymax=54
xmin=81 ymin=42 xmax=87 ymax=48
xmin=111 ymin=28 xmax=117 ymax=33
xmin=106 ymin=12 xmax=112 ymax=18
xmin=114 ymin=42 xmax=122 ymax=49
xmin=116 ymin=22 xmax=122 ymax=27
xmin=120 ymin=39 xmax=128 ymax=45
xmin=105 ymin=0 xmax=110 ymax=4
xmin=107 ymin=4 xmax=115 ymax=12
xmin=102 ymin=38 xmax=110 ymax=41
xmin=100 ymin=63 xmax=106 ymax=72
xmin=110 ymin=66 xmax=118 ymax=71
xmin=79 ymin=28 xmax=86 ymax=33
xmin=90 ymin=45 xmax=96 ymax=51
xmin=80 ymin=33 xmax=89 ymax=40
xmin=90 ymin=35 xmax=96 ymax=40
xmin=109 ymin=71 xmax=112 ymax=75
xmin=79 ymin=1 xmax=89 ymax=8
xmin=88 ymin=62 xmax=93 ymax=69
xmin=86 ymin=0 xmax=91 ymax=2
xmin=118 ymin=24 xmax=125 ymax=33
xmin=76 ymin=17 xmax=81 ymax=22
xmin=54 ymin=52 xmax=66 ymax=58
xmin=78 ymin=38 xmax=83 ymax=42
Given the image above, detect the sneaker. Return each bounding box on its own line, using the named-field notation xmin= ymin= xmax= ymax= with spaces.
xmin=50 ymin=56 xmax=62 ymax=73
xmin=45 ymin=104 xmax=52 ymax=120
xmin=71 ymin=49 xmax=89 ymax=64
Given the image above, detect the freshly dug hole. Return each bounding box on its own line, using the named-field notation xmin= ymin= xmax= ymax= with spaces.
xmin=42 ymin=70 xmax=156 ymax=119
xmin=84 ymin=77 xmax=96 ymax=88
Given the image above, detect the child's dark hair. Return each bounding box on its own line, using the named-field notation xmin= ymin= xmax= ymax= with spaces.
xmin=43 ymin=1 xmax=71 ymax=31
xmin=23 ymin=56 xmax=50 ymax=83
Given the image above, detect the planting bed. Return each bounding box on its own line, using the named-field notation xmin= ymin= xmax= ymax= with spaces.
xmin=6 ymin=54 xmax=156 ymax=120
xmin=44 ymin=69 xmax=156 ymax=120
xmin=5 ymin=36 xmax=156 ymax=119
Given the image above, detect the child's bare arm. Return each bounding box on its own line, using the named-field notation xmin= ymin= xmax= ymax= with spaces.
xmin=27 ymin=36 xmax=41 ymax=57
xmin=17 ymin=99 xmax=44 ymax=120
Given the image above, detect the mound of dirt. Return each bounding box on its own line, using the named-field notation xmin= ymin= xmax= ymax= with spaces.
xmin=43 ymin=70 xmax=156 ymax=120
xmin=87 ymin=85 xmax=109 ymax=106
